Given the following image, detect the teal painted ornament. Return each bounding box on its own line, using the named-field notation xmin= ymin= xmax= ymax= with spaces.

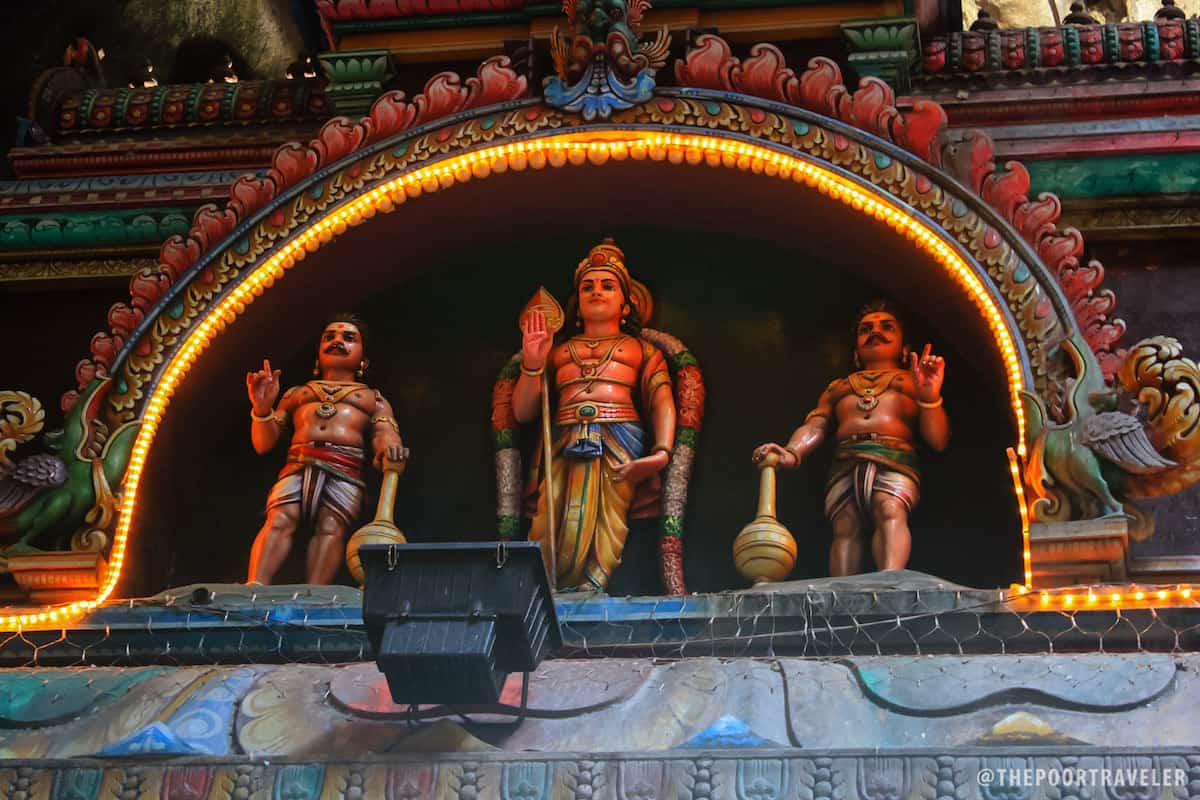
xmin=0 ymin=207 xmax=200 ymax=251
xmin=31 ymin=219 xmax=65 ymax=247
xmin=0 ymin=668 xmax=162 ymax=726
xmin=49 ymin=768 xmax=102 ymax=800
xmin=274 ymin=765 xmax=326 ymax=800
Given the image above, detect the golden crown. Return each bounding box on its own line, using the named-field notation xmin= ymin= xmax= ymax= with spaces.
xmin=574 ymin=238 xmax=632 ymax=292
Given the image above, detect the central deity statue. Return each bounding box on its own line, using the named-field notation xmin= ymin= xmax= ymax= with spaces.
xmin=513 ymin=240 xmax=677 ymax=592
xmin=754 ymin=300 xmax=949 ymax=576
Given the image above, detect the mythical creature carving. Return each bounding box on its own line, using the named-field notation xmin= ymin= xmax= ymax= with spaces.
xmin=1114 ymin=337 xmax=1200 ymax=499
xmin=0 ymin=379 xmax=137 ymax=554
xmin=1025 ymin=335 xmax=1200 ymax=534
xmin=545 ymin=0 xmax=670 ymax=119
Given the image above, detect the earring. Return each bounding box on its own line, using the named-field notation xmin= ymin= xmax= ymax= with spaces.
xmin=312 ymin=359 xmax=320 ymax=376
xmin=575 ymin=317 xmax=582 ymax=328
xmin=853 ymin=352 xmax=861 ymax=369
xmin=356 ymin=361 xmax=366 ymax=379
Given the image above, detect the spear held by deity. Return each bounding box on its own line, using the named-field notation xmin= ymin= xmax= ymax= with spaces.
xmin=520 ymin=287 xmax=565 ymax=590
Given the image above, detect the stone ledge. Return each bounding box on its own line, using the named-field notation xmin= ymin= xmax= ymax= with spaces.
xmin=4 ymin=750 xmax=1199 ymax=800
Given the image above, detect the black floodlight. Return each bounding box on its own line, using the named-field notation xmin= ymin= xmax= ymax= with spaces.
xmin=359 ymin=541 xmax=562 ymax=704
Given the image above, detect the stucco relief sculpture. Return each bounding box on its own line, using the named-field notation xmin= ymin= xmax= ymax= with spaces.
xmin=752 ymin=300 xmax=950 ymax=578
xmin=492 ymin=239 xmax=705 ymax=595
xmin=245 ymin=314 xmax=405 ymax=585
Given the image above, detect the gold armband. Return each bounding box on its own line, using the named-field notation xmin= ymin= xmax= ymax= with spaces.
xmin=645 ymin=370 xmax=671 ymax=396
xmin=917 ymin=396 xmax=944 ymax=409
xmin=520 ymin=362 xmax=545 ymax=377
xmin=652 ymin=444 xmax=674 ymax=457
xmin=251 ymin=409 xmax=283 ymax=424
xmin=371 ymin=415 xmax=401 ymax=433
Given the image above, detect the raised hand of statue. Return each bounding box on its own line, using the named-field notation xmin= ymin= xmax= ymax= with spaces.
xmin=909 ymin=343 xmax=945 ymax=402
xmin=520 ymin=309 xmax=555 ymax=371
xmin=753 ymin=443 xmax=797 ymax=468
xmin=246 ymin=358 xmax=282 ymax=414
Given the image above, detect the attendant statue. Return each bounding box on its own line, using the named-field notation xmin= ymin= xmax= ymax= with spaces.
xmin=512 ymin=240 xmax=677 ymax=592
xmin=244 ymin=314 xmax=405 ymax=584
xmin=753 ymin=300 xmax=949 ymax=576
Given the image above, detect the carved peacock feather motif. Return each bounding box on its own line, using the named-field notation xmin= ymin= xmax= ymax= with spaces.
xmin=1116 ymin=336 xmax=1200 ymax=498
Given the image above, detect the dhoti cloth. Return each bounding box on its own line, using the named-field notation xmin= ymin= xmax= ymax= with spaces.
xmin=528 ymin=419 xmax=646 ymax=591
xmin=824 ymin=435 xmax=920 ymax=523
xmin=265 ymin=442 xmax=366 ymax=527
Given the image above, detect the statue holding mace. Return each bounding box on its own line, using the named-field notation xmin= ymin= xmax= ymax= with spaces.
xmin=511 ymin=240 xmax=678 ymax=593
xmin=245 ymin=313 xmax=406 ymax=585
xmin=753 ymin=299 xmax=949 ymax=576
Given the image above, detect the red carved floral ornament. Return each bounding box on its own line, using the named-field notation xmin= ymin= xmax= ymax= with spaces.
xmin=62 ymin=56 xmax=530 ymax=412
xmin=676 ymin=35 xmax=1124 ymax=379
xmin=65 ymin=38 xmax=1124 ymax=416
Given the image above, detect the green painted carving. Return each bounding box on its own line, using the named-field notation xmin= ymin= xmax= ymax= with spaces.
xmin=0 ymin=208 xmax=192 ymax=251
xmin=842 ymin=18 xmax=919 ymax=92
xmin=50 ymin=767 xmax=103 ymax=800
xmin=0 ymin=379 xmax=139 ymax=551
xmin=844 ymin=20 xmax=916 ymax=50
xmin=1026 ymin=153 xmax=1200 ymax=200
xmin=1022 ymin=338 xmax=1129 ymax=522
xmin=273 ymin=765 xmax=326 ymax=800
xmin=1021 ymin=333 xmax=1200 ymax=536
xmin=317 ymin=49 xmax=395 ymax=117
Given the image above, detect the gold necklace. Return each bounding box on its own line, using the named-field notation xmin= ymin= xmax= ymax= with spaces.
xmin=308 ymin=380 xmax=363 ymax=418
xmin=573 ymin=332 xmax=623 ymax=349
xmin=565 ymin=336 xmax=627 ymax=393
xmin=846 ymin=369 xmax=903 ymax=414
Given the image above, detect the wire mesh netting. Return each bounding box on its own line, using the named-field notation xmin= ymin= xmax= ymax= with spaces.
xmin=0 ymin=580 xmax=1197 ymax=668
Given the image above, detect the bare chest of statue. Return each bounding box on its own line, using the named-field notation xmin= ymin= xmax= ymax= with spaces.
xmin=551 ymin=335 xmax=643 ymax=406
xmin=289 ymin=382 xmax=378 ymax=445
xmin=832 ymin=369 xmax=918 ymax=440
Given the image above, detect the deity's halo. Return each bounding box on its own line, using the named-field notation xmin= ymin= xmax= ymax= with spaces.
xmin=630 ymin=278 xmax=653 ymax=323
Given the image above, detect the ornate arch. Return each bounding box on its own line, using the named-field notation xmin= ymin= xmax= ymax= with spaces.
xmin=3 ymin=41 xmax=1163 ymax=627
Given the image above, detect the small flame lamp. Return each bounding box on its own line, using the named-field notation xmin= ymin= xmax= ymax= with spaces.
xmin=359 ymin=542 xmax=561 ymax=704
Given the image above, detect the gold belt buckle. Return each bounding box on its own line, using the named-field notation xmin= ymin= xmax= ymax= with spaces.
xmin=576 ymin=403 xmax=599 ymax=421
